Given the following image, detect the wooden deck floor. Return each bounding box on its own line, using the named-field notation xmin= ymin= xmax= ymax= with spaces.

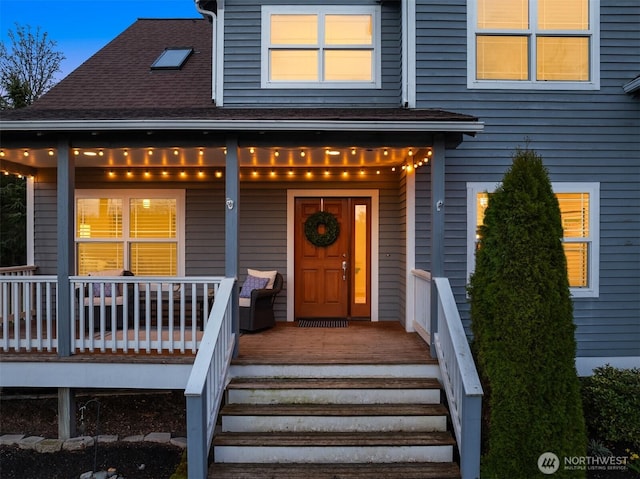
xmin=1 ymin=320 xmax=433 ymax=365
xmin=235 ymin=320 xmax=434 ymax=365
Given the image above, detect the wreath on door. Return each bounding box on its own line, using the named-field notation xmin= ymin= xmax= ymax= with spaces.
xmin=304 ymin=211 xmax=340 ymax=247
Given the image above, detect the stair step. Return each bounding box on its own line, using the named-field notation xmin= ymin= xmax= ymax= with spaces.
xmin=220 ymin=403 xmax=448 ymax=432
xmin=213 ymin=431 xmax=455 ymax=463
xmin=229 ymin=363 xmax=441 ymax=379
xmin=209 ymin=462 xmax=461 ymax=479
xmin=226 ymin=377 xmax=442 ymax=404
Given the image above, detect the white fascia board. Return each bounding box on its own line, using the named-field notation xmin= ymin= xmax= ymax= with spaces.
xmin=0 ymin=119 xmax=484 ymax=134
xmin=0 ymin=361 xmax=193 ymax=389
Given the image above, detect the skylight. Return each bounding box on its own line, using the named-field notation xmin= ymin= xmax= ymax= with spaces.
xmin=151 ymin=48 xmax=193 ymax=70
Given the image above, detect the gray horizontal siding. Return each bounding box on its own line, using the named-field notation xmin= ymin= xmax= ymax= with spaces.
xmin=415 ymin=1 xmax=640 ymax=358
xmin=222 ymin=0 xmax=402 ymax=107
xmin=33 ymin=173 xmax=406 ymax=323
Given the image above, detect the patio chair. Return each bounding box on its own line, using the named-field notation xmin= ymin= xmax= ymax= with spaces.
xmin=81 ymin=269 xmax=135 ymax=331
xmin=239 ymin=271 xmax=283 ymax=332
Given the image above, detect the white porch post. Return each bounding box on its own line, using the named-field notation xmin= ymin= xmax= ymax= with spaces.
xmin=430 ymin=134 xmax=445 ymax=358
xmin=405 ymin=169 xmax=416 ymax=332
xmin=225 ymin=137 xmax=240 ymax=358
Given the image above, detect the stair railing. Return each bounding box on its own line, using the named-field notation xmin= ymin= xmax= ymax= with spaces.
xmin=432 ymin=276 xmax=483 ymax=479
xmin=184 ymin=277 xmax=236 ymax=479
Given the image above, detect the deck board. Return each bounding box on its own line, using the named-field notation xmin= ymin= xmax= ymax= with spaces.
xmin=235 ymin=320 xmax=433 ymax=365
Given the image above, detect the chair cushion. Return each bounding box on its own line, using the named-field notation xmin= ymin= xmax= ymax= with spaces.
xmin=240 ymin=275 xmax=269 ymax=298
xmin=247 ymin=269 xmax=278 ymax=289
xmin=93 ymin=283 xmax=114 ymax=297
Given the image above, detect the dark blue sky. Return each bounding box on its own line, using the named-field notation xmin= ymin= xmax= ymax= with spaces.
xmin=1 ymin=0 xmax=199 ymax=81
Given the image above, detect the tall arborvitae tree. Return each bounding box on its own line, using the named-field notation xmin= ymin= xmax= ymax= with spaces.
xmin=468 ymin=148 xmax=586 ymax=478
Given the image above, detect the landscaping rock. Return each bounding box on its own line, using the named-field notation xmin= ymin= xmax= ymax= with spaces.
xmin=0 ymin=434 xmax=25 ymax=446
xmin=62 ymin=435 xmax=94 ymax=451
xmin=170 ymin=436 xmax=187 ymax=449
xmin=143 ymin=432 xmax=171 ymax=443
xmin=18 ymin=436 xmax=44 ymax=450
xmin=34 ymin=438 xmax=63 ymax=453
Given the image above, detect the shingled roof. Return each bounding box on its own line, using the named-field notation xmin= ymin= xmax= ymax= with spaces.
xmin=1 ymin=18 xmax=479 ymax=127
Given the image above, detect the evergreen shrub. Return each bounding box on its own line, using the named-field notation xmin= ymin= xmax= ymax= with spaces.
xmin=582 ymin=365 xmax=640 ymax=448
xmin=468 ymin=148 xmax=587 ymax=478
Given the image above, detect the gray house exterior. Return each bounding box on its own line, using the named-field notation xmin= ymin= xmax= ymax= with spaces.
xmin=1 ymin=1 xmax=638 ymax=373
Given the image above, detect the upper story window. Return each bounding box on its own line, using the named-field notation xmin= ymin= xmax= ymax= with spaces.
xmin=261 ymin=5 xmax=381 ymax=89
xmin=468 ymin=0 xmax=600 ymax=90
xmin=467 ymin=182 xmax=600 ymax=298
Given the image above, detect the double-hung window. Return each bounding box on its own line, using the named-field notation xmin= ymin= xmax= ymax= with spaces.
xmin=261 ymin=5 xmax=380 ymax=88
xmin=468 ymin=0 xmax=599 ymax=89
xmin=75 ymin=190 xmax=185 ymax=276
xmin=467 ymin=182 xmax=600 ymax=297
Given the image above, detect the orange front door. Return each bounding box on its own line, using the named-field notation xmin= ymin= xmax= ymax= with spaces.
xmin=294 ymin=197 xmax=371 ymax=319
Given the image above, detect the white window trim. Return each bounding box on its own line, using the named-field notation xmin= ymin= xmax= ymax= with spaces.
xmin=261 ymin=5 xmax=381 ymax=89
xmin=75 ymin=189 xmax=186 ymax=276
xmin=467 ymin=0 xmax=600 ymax=90
xmin=466 ymin=182 xmax=600 ymax=298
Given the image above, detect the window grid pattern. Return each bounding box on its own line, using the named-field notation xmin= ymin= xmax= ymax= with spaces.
xmin=75 ymin=192 xmax=183 ymax=276
xmin=262 ymin=6 xmax=380 ymax=89
xmin=469 ymin=0 xmax=599 ymax=89
xmin=468 ymin=183 xmax=599 ymax=297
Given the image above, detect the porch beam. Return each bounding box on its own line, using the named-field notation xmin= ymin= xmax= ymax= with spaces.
xmin=225 ymin=136 xmax=240 ymax=357
xmin=430 ymin=134 xmax=446 ymax=358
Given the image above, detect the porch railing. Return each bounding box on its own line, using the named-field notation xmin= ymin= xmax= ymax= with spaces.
xmin=184 ymin=277 xmax=236 ymax=479
xmin=0 ymin=270 xmax=223 ymax=355
xmin=411 ymin=268 xmax=432 ymax=342
xmin=433 ymin=277 xmax=483 ymax=479
xmin=412 ymin=269 xmax=483 ymax=479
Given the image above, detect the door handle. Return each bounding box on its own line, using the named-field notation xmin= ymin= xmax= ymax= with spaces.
xmin=342 ymin=261 xmax=347 ymax=281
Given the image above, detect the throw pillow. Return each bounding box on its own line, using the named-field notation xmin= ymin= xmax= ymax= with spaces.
xmin=239 ymin=275 xmax=269 ymax=298
xmin=247 ymin=269 xmax=278 ymax=289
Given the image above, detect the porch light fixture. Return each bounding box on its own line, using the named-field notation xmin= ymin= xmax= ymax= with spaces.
xmin=74 ymin=149 xmax=80 ymax=155
xmin=249 ymin=147 xmax=255 ymax=154
xmin=162 ymin=170 xmax=169 ymax=177
xmin=326 ymin=149 xmax=340 ymax=156
xmin=199 ymin=148 xmax=204 ymax=156
xmin=126 ymin=170 xmax=133 ymax=177
xmin=48 ymin=149 xmax=54 ymax=156
xmin=123 ymin=149 xmax=129 ymax=156
xmin=342 ymin=170 xmax=348 ymax=177
xmin=144 ymin=170 xmax=151 ymax=178
xmin=288 ymin=169 xmax=294 ymax=176
xmin=198 ymin=170 xmax=204 ymax=177
xmin=98 ymin=150 xmax=104 ymax=157
xmin=274 ymin=150 xmax=280 ymax=157
xmin=252 ymin=169 xmax=258 ymax=177
xmin=0 ymin=150 xmax=4 ymax=157
xmin=180 ymin=170 xmax=187 ymax=178
xmin=306 ymin=170 xmax=312 ymax=178
xmin=300 ymin=150 xmax=306 ymax=158
xmin=173 ymin=149 xmax=179 ymax=156
xmin=108 ymin=170 xmax=115 ymax=178
xmin=215 ymin=170 xmax=223 ymax=178
xmin=23 ymin=150 xmax=29 ymax=157
xmin=270 ymin=169 xmax=276 ymax=177
xmin=408 ymin=148 xmax=413 ymax=156
xmin=383 ymin=149 xmax=388 ymax=156
xmin=324 ymin=169 xmax=330 ymax=176
xmin=83 ymin=151 xmax=97 ymax=157
xmin=351 ymin=148 xmax=357 ymax=155
xmin=148 ymin=149 xmax=153 ymax=156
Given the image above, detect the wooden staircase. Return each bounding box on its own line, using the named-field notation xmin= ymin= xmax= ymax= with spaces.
xmin=208 ymin=362 xmax=461 ymax=478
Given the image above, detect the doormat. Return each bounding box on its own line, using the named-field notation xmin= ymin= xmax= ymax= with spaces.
xmin=298 ymin=319 xmax=349 ymax=328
